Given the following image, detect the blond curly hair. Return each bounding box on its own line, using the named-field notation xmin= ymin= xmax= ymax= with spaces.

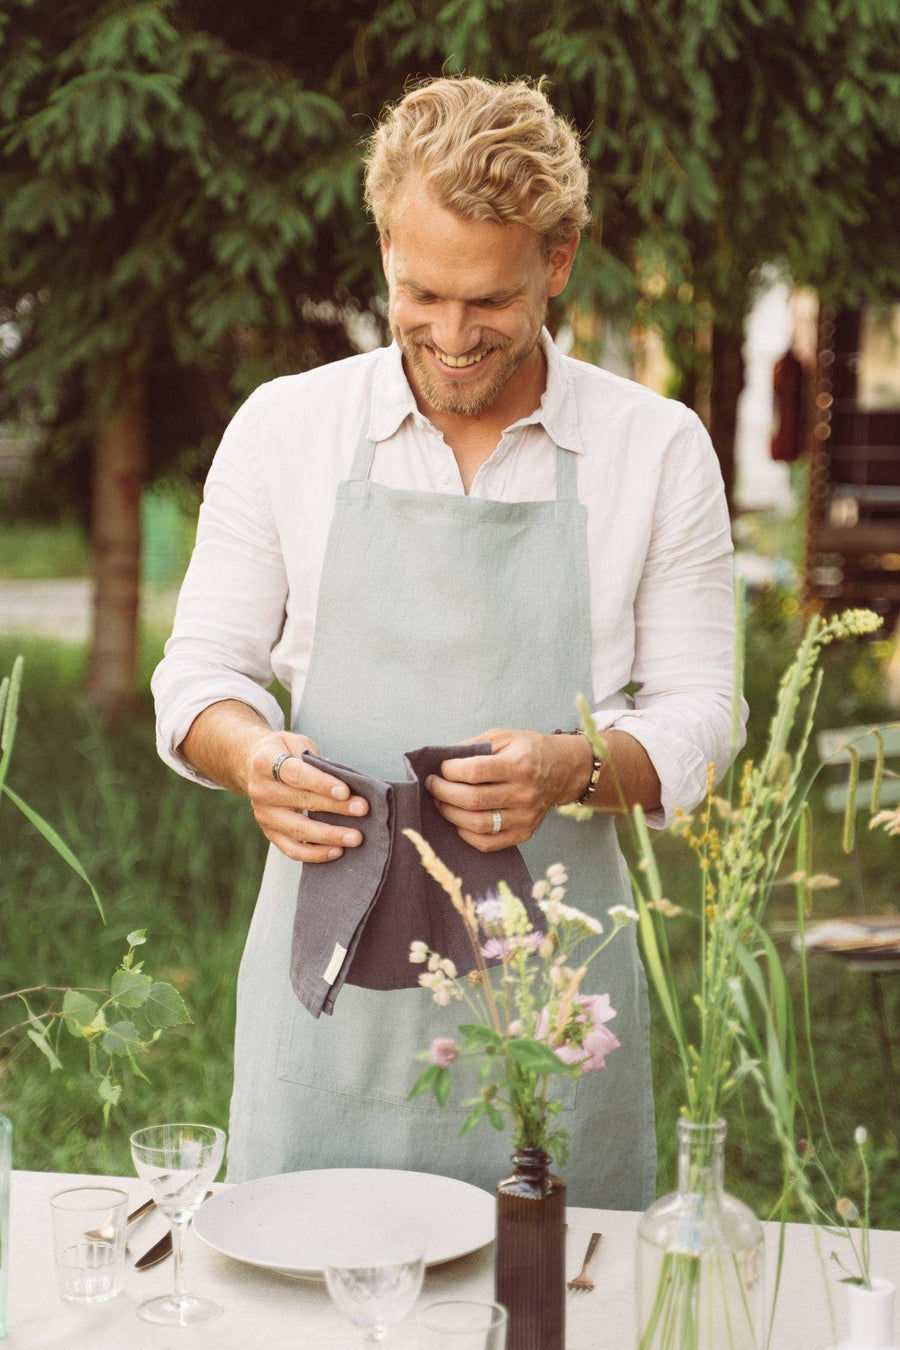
xmin=364 ymin=76 xmax=590 ymax=253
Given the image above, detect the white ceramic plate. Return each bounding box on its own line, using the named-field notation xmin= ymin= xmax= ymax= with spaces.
xmin=193 ymin=1168 xmax=494 ymax=1279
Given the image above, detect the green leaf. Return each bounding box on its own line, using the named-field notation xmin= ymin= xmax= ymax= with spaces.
xmin=457 ymin=1102 xmax=486 ymax=1138
xmin=110 ymin=968 xmax=153 ymax=1008
xmin=98 ymin=1073 xmax=122 ymax=1124
xmin=407 ymin=1064 xmax=448 ymax=1103
xmin=1 ymin=783 xmax=105 ymax=920
xmin=101 ymin=1020 xmax=141 ymax=1057
xmin=142 ymin=982 xmax=189 ymax=1029
xmin=433 ymin=1066 xmax=451 ymax=1107
xmin=61 ymin=989 xmax=101 ymax=1035
xmin=27 ymin=1026 xmax=62 ymax=1071
xmin=457 ymin=1023 xmax=503 ymax=1046
xmin=506 ymin=1038 xmax=567 ymax=1074
xmin=485 ymin=1102 xmax=505 ymax=1130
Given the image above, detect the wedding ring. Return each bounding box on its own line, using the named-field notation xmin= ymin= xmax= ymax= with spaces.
xmin=491 ymin=810 xmax=502 ymax=834
xmin=271 ymin=752 xmax=292 ymax=783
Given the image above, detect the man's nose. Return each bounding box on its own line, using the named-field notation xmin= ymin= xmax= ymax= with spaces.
xmin=429 ymin=303 xmax=479 ymax=356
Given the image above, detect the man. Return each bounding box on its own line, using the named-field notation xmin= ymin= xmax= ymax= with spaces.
xmin=153 ymin=76 xmax=742 ymax=1209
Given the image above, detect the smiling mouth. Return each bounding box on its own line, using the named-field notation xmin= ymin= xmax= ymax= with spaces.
xmin=428 ymin=346 xmax=490 ymax=369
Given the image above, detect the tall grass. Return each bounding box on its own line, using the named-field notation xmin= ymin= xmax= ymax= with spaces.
xmin=0 ymin=605 xmax=898 ymax=1227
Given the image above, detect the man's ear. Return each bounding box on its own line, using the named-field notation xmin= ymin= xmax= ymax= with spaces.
xmin=547 ymin=237 xmax=578 ymax=298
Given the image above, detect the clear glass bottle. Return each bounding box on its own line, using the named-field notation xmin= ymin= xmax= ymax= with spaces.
xmin=0 ymin=1112 xmax=11 ymax=1339
xmin=636 ymin=1118 xmax=765 ymax=1350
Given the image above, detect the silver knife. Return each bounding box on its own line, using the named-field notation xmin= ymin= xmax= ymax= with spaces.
xmin=134 ymin=1191 xmax=214 ymax=1270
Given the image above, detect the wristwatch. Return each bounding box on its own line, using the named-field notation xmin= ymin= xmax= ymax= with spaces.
xmin=554 ymin=728 xmax=603 ymax=805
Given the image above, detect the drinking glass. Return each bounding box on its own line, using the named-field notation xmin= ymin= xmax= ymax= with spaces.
xmin=129 ymin=1122 xmax=226 ymax=1325
xmin=324 ymin=1224 xmax=425 ymax=1343
xmin=418 ymin=1300 xmax=508 ymax=1348
xmin=49 ymin=1186 xmax=128 ymax=1303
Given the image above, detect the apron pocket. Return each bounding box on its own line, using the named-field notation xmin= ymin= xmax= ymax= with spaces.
xmin=276 ymin=982 xmax=579 ymax=1114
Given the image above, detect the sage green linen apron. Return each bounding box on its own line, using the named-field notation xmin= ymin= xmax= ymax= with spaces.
xmin=227 ymin=427 xmax=656 ymax=1210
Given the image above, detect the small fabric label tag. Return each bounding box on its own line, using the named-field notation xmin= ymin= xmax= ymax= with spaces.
xmin=323 ymin=943 xmax=347 ymax=985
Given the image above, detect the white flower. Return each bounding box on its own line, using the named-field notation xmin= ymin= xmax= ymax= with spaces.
xmin=549 ymin=962 xmax=576 ymax=989
xmin=476 ymin=895 xmax=505 ymax=923
xmin=541 ymin=898 xmax=562 ymax=925
xmin=870 ymin=806 xmax=900 ymax=837
xmin=538 ymin=897 xmax=603 ymax=935
xmin=647 ymin=897 xmax=682 ymax=918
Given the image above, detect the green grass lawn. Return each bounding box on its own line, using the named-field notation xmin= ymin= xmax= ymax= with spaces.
xmin=0 ymin=520 xmax=90 ymax=579
xmin=1 ymin=599 xmax=898 ymax=1228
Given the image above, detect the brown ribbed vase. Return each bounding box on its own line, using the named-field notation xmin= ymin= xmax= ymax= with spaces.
xmin=495 ymin=1146 xmax=565 ymax=1350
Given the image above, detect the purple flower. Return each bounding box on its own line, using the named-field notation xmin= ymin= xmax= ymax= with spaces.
xmin=535 ymin=993 xmax=620 ymax=1073
xmin=429 ymin=1037 xmax=459 ymax=1068
xmin=480 ymin=932 xmax=544 ymax=960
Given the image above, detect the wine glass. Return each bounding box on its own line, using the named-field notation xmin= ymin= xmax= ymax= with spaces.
xmin=324 ymin=1223 xmax=425 ymax=1343
xmin=129 ymin=1122 xmax=226 ymax=1326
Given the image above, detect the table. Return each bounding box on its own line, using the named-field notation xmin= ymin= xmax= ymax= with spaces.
xmin=6 ymin=1170 xmax=899 ymax=1348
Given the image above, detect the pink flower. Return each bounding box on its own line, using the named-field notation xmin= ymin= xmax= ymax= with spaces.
xmin=429 ymin=1037 xmax=459 ymax=1068
xmin=536 ymin=993 xmax=620 ymax=1073
xmin=480 ymin=932 xmax=544 ymax=960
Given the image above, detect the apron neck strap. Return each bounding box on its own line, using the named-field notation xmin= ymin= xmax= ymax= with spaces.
xmin=349 ymin=421 xmax=577 ymax=502
xmin=348 ymin=425 xmax=378 ymax=482
xmin=554 ymin=444 xmax=578 ymax=502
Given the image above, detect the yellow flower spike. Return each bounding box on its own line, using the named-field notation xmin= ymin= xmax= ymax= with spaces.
xmin=499 ymin=881 xmax=531 ymax=937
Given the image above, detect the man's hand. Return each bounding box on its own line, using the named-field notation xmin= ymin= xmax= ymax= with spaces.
xmin=425 ymin=728 xmax=592 ymax=852
xmin=179 ymin=701 xmax=368 ymax=863
xmin=246 ymin=731 xmax=369 ymax=863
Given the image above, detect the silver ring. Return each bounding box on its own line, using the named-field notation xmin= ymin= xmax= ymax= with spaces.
xmin=271 ymin=752 xmax=292 ymax=783
xmin=491 ymin=810 xmax=502 ymax=835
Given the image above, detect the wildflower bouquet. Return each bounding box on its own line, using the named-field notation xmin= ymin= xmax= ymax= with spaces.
xmin=403 ymin=830 xmax=636 ymax=1163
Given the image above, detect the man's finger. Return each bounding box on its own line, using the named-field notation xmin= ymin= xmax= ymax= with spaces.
xmin=274 ymin=754 xmax=368 ymax=815
xmin=439 ymin=753 xmax=505 ymax=785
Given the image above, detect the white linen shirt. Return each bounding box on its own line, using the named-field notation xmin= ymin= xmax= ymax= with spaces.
xmin=152 ymin=330 xmax=744 ymax=826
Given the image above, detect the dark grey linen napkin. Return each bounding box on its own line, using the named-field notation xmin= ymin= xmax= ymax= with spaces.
xmin=290 ymin=743 xmax=538 ymax=1018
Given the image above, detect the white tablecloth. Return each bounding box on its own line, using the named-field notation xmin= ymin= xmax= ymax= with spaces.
xmin=5 ymin=1170 xmax=899 ymax=1348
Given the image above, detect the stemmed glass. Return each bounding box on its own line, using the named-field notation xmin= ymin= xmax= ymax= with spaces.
xmin=324 ymin=1223 xmax=425 ymax=1343
xmin=129 ymin=1122 xmax=226 ymax=1326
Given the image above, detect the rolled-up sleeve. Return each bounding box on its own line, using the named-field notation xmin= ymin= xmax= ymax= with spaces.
xmin=151 ymin=389 xmax=290 ymax=786
xmin=590 ymin=416 xmax=746 ymax=826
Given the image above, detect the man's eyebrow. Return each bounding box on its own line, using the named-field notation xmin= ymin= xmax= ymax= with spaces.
xmin=399 ymin=278 xmax=525 ymax=304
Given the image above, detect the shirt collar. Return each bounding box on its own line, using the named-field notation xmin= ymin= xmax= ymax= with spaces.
xmin=368 ymin=328 xmax=585 ymax=453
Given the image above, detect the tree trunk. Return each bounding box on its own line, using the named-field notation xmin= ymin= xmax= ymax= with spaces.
xmin=84 ymin=372 xmax=147 ymax=720
xmin=709 ymin=321 xmax=745 ymax=514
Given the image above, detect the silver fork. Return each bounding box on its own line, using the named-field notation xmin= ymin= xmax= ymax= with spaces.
xmin=567 ymin=1231 xmax=602 ymax=1292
